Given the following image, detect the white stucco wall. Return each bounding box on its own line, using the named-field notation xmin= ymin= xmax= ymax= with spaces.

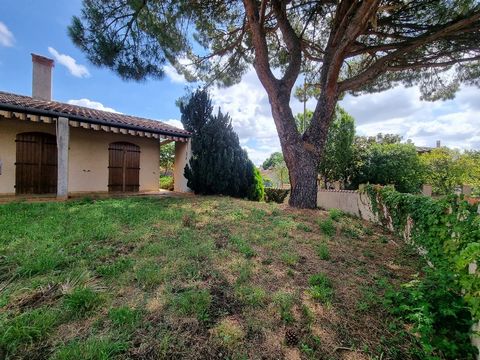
xmin=0 ymin=117 xmax=160 ymax=195
xmin=317 ymin=189 xmax=376 ymax=222
xmin=68 ymin=127 xmax=160 ymax=194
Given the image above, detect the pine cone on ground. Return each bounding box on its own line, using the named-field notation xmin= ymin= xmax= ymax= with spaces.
xmin=285 ymin=328 xmax=299 ymax=346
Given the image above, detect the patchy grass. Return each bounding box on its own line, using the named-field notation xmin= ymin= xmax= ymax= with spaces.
xmin=0 ymin=196 xmax=424 ymax=359
xmin=308 ymin=273 xmax=334 ymax=304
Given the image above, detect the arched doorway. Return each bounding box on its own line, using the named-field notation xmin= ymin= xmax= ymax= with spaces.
xmin=108 ymin=142 xmax=140 ymax=192
xmin=15 ymin=132 xmax=57 ymax=194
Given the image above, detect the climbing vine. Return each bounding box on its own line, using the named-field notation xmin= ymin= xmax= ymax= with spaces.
xmin=364 ymin=185 xmax=479 ymax=358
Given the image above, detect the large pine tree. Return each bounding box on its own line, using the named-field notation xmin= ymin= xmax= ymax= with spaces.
xmin=180 ymin=89 xmax=264 ymax=201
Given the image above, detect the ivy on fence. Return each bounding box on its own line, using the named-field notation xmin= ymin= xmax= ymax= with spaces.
xmin=364 ymin=185 xmax=479 ymax=358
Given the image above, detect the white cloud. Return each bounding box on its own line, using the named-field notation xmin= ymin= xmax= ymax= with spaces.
xmin=67 ymin=98 xmax=120 ymax=113
xmin=162 ymin=119 xmax=184 ymax=129
xmin=163 ymin=64 xmax=187 ymax=84
xmin=210 ymin=69 xmax=281 ymax=164
xmin=341 ymin=85 xmax=480 ymax=149
xmin=209 ymin=66 xmax=480 ymax=165
xmin=0 ymin=21 xmax=14 ymax=47
xmin=48 ymin=47 xmax=90 ymax=78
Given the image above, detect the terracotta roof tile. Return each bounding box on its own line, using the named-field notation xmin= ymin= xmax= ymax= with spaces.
xmin=0 ymin=91 xmax=190 ymax=137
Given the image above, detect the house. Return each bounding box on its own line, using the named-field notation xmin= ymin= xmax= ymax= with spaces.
xmin=0 ymin=54 xmax=192 ymax=198
xmin=415 ymin=140 xmax=442 ymax=154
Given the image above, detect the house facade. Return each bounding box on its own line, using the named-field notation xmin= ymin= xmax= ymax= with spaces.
xmin=0 ymin=54 xmax=191 ymax=198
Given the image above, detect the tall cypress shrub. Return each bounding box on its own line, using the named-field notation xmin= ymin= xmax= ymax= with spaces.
xmin=180 ymin=89 xmax=263 ymax=200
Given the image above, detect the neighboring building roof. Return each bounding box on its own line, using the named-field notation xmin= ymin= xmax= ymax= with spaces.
xmin=416 ymin=146 xmax=434 ymax=154
xmin=0 ymin=91 xmax=190 ymax=138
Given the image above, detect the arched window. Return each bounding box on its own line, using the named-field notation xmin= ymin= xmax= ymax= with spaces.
xmin=108 ymin=142 xmax=140 ymax=192
xmin=15 ymin=132 xmax=57 ymax=194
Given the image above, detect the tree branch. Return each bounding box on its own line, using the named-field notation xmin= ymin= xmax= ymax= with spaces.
xmin=271 ymin=0 xmax=302 ymax=91
xmin=339 ymin=11 xmax=480 ymax=92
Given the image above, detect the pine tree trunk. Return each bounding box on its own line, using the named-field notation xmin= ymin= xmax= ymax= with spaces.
xmin=287 ymin=150 xmax=318 ymax=208
xmin=267 ymin=91 xmax=323 ymax=209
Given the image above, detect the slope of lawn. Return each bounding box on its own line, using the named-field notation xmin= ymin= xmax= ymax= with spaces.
xmin=0 ymin=196 xmax=423 ymax=359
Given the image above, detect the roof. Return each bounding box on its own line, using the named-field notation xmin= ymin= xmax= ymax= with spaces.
xmin=0 ymin=91 xmax=190 ymax=138
xmin=416 ymin=146 xmax=434 ymax=154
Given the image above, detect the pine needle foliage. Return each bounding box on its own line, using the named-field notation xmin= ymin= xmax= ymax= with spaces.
xmin=180 ymin=89 xmax=263 ymax=201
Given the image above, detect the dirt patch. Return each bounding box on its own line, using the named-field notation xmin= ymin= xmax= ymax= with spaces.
xmin=208 ymin=277 xmax=244 ymax=321
xmin=7 ymin=284 xmax=61 ymax=311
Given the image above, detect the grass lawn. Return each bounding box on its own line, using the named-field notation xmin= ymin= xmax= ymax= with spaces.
xmin=0 ymin=196 xmax=422 ymax=359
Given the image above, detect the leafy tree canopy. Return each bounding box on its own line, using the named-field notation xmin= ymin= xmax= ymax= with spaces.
xmin=262 ymin=152 xmax=284 ymax=170
xmin=420 ymin=148 xmax=480 ymax=195
xmin=350 ymin=142 xmax=424 ymax=193
xmin=318 ymin=107 xmax=355 ymax=185
xmin=159 ymin=142 xmax=175 ymax=176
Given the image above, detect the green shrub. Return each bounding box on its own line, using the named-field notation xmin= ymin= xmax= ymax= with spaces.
xmin=318 ymin=218 xmax=335 ymax=237
xmin=264 ymin=188 xmax=289 ymax=203
xmin=181 ymin=89 xmax=261 ymax=200
xmin=366 ymin=185 xmax=480 ymax=358
xmin=159 ymin=176 xmax=174 ymax=191
xmin=385 ymin=270 xmax=477 ymax=359
xmin=297 ymin=223 xmax=312 ymax=232
xmin=63 ymin=287 xmax=102 ymax=316
xmin=248 ymin=166 xmax=265 ymax=201
xmin=342 ymin=226 xmax=361 ymax=239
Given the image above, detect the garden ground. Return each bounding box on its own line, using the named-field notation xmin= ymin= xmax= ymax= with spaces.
xmin=0 ymin=196 xmax=424 ymax=359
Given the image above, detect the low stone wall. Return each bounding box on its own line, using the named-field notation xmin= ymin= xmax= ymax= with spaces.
xmin=316 ymin=189 xmax=376 ymax=222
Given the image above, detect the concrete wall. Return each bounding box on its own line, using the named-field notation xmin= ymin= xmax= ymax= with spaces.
xmin=174 ymin=139 xmax=192 ymax=193
xmin=0 ymin=117 xmax=160 ymax=195
xmin=317 ymin=189 xmax=377 ymax=222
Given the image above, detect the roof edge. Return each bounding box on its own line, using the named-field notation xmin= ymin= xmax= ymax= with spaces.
xmin=0 ymin=102 xmax=190 ymax=138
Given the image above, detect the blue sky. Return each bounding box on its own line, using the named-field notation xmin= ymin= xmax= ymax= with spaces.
xmin=1 ymin=1 xmax=479 ymax=164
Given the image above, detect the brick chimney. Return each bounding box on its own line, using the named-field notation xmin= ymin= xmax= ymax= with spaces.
xmin=31 ymin=53 xmax=54 ymax=101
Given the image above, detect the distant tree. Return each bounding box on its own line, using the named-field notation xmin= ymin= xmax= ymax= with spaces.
xmin=159 ymin=142 xmax=175 ymax=176
xmin=262 ymin=152 xmax=284 ymax=170
xmin=69 ymin=1 xmax=480 ymax=208
xmin=294 ymin=110 xmax=313 ymax=135
xmin=262 ymin=152 xmax=289 ymax=188
xmin=420 ymin=148 xmax=468 ymax=195
xmin=273 ymin=160 xmax=289 ymax=188
xmin=461 ymin=151 xmax=480 ymax=195
xmin=350 ymin=142 xmax=424 ymax=193
xmin=318 ymin=108 xmax=355 ymax=187
xmin=180 ymin=89 xmax=263 ymax=201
